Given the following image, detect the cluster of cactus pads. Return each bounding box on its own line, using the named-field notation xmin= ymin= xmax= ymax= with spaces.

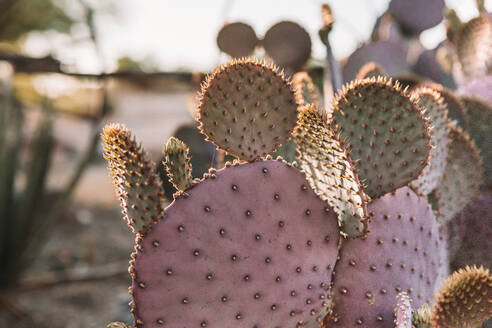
xmin=103 ymin=55 xmax=491 ymax=327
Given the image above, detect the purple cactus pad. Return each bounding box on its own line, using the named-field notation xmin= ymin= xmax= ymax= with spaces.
xmin=130 ymin=160 xmax=340 ymax=328
xmin=327 ymin=187 xmax=443 ymax=327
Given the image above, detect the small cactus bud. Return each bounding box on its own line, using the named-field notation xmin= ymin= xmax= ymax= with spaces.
xmin=163 ymin=137 xmax=193 ymax=193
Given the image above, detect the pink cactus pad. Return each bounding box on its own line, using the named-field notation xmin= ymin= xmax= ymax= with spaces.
xmin=130 ymin=159 xmax=340 ymax=328
xmin=327 ymin=187 xmax=444 ymax=327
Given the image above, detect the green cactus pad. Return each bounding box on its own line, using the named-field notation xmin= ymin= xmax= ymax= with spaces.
xmin=409 ymin=88 xmax=450 ymax=196
xmin=269 ymin=139 xmax=298 ymax=164
xmin=432 ymin=266 xmax=492 ymax=328
xmin=329 ymin=77 xmax=431 ymax=198
xmin=163 ymin=137 xmax=193 ymax=194
xmin=456 ymin=14 xmax=492 ymax=81
xmin=429 ymin=126 xmax=483 ymax=223
xmin=355 ymin=62 xmax=386 ymax=80
xmin=461 ymin=97 xmax=492 ymax=187
xmin=198 ymin=59 xmax=298 ymax=162
xmin=294 ymin=105 xmax=368 ymax=238
xmin=292 ymin=72 xmax=320 ymax=108
xmin=102 ymin=124 xmax=163 ymax=233
xmin=263 ymin=21 xmax=312 ymax=72
xmin=217 ymin=22 xmax=258 ymax=58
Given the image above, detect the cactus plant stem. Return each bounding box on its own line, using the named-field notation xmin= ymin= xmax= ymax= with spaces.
xmin=323 ymin=37 xmax=342 ymax=108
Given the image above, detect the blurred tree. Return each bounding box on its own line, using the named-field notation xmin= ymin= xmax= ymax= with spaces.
xmin=0 ymin=0 xmax=74 ymax=41
xmin=116 ymin=55 xmax=159 ymax=73
xmin=117 ymin=56 xmax=146 ymax=72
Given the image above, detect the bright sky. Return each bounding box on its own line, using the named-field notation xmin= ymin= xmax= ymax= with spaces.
xmin=22 ymin=0 xmax=487 ymax=74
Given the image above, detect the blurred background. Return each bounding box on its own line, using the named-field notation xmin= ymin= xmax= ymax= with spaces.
xmin=0 ymin=0 xmax=489 ymax=327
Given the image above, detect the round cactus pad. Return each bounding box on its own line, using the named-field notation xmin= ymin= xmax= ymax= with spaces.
xmin=389 ymin=0 xmax=445 ymax=34
xmin=329 ymin=77 xmax=431 ymax=198
xmin=217 ymin=22 xmax=258 ymax=58
xmin=130 ymin=160 xmax=340 ymax=328
xmin=263 ymin=21 xmax=312 ymax=72
xmin=198 ymin=59 xmax=298 ymax=162
xmin=326 ymin=187 xmax=444 ymax=327
xmin=342 ymin=41 xmax=409 ymax=82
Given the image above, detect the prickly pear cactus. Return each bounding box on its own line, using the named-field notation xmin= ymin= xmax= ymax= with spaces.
xmin=432 ymin=266 xmax=492 ymax=328
xmin=130 ymin=160 xmax=340 ymax=328
xmin=102 ymin=124 xmax=163 ymax=233
xmin=103 ymin=34 xmax=490 ymax=326
xmin=198 ymin=59 xmax=298 ymax=162
xmin=326 ymin=187 xmax=444 ymax=327
xmin=294 ymin=104 xmax=368 ymax=238
xmin=329 ymin=77 xmax=431 ymax=198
